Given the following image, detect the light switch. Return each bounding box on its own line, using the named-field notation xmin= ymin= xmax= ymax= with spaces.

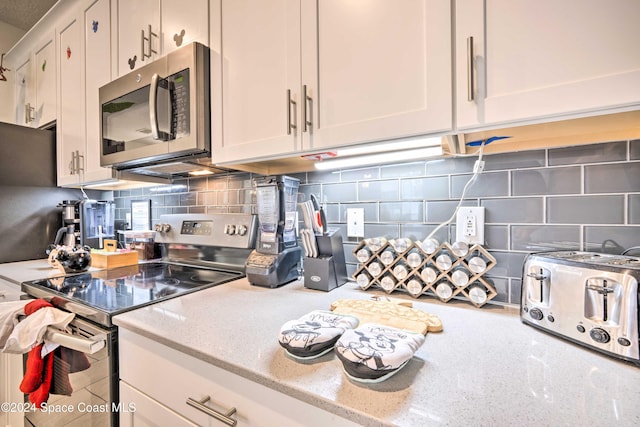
xmin=347 ymin=208 xmax=364 ymax=237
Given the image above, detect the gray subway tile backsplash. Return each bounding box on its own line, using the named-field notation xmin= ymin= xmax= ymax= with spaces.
xmin=547 ymin=195 xmax=624 ymax=224
xmin=548 ymin=141 xmax=627 ymax=165
xmin=585 ymin=162 xmax=640 ymax=193
xmin=512 ymin=167 xmax=581 ymax=196
xmin=113 ymin=140 xmax=640 ymax=308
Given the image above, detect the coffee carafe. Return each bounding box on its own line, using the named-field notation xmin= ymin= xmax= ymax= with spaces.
xmin=246 ymin=175 xmax=302 ymax=288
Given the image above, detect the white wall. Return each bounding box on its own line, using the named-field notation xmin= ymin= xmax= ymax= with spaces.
xmin=0 ymin=21 xmax=26 ymax=123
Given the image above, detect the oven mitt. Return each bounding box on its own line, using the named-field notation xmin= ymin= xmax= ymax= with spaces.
xmin=335 ymin=323 xmax=425 ymax=383
xmin=278 ymin=310 xmax=359 ymax=359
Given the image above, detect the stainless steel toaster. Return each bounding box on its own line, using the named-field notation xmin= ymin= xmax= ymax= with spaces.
xmin=521 ymin=251 xmax=640 ymax=365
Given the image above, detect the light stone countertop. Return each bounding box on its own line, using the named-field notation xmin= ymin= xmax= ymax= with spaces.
xmin=113 ymin=278 xmax=640 ymax=427
xmin=0 ymin=259 xmax=65 ymax=285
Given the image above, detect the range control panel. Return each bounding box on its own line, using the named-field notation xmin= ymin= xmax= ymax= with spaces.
xmin=154 ymin=213 xmax=257 ymax=249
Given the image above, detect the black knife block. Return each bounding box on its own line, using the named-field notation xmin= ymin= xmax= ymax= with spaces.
xmin=303 ymin=230 xmax=348 ymax=292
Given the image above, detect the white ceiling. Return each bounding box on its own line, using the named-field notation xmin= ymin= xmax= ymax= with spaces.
xmin=0 ymin=0 xmax=58 ymax=32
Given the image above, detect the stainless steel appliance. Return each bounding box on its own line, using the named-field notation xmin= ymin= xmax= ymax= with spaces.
xmin=21 ymin=213 xmax=258 ymax=426
xmin=56 ymin=200 xmax=115 ymax=249
xmin=99 ymin=42 xmax=225 ymax=179
xmin=521 ymin=251 xmax=640 ymax=365
xmin=246 ymin=175 xmax=302 ymax=288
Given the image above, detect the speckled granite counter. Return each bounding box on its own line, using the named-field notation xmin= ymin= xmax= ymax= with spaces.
xmin=0 ymin=259 xmax=63 ymax=285
xmin=113 ymin=278 xmax=640 ymax=427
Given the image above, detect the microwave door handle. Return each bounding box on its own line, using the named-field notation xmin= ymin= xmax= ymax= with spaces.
xmin=150 ymin=73 xmax=160 ymax=140
xmin=149 ymin=73 xmax=173 ymax=141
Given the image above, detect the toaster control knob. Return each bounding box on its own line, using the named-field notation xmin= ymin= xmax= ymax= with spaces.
xmin=529 ymin=308 xmax=544 ymax=321
xmin=236 ymin=224 xmax=248 ymax=236
xmin=617 ymin=337 xmax=631 ymax=347
xmin=589 ymin=328 xmax=610 ymax=344
xmin=576 ymin=325 xmax=586 ymax=333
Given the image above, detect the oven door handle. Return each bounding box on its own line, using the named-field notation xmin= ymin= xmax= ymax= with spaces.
xmin=44 ymin=327 xmax=106 ymax=355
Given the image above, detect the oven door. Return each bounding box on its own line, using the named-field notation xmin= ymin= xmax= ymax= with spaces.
xmin=24 ymin=318 xmax=118 ymax=427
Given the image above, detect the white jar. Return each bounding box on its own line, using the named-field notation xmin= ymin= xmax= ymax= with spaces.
xmin=435 ymin=254 xmax=453 ymax=271
xmin=356 ymin=247 xmax=372 ymax=263
xmin=451 ymin=268 xmax=470 ymax=287
xmin=367 ymin=262 xmax=382 ymax=277
xmin=468 ymin=284 xmax=488 ymax=305
xmin=356 ymin=273 xmax=371 ymax=289
xmin=380 ymin=275 xmax=397 ymax=292
xmin=451 ymin=241 xmax=469 ymax=257
xmin=420 ymin=266 xmax=437 ymax=284
xmin=392 ymin=263 xmax=409 ymax=280
xmin=380 ymin=249 xmax=396 ymax=266
xmin=435 ymin=282 xmax=454 ymax=299
xmin=421 ymin=238 xmax=439 ymax=254
xmin=406 ymin=250 xmax=423 ymax=268
xmin=468 ymin=256 xmax=487 ymax=274
xmin=406 ymin=278 xmax=423 ymax=296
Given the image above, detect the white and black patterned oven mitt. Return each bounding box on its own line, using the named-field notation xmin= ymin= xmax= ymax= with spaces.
xmin=278 ymin=310 xmax=359 ymax=360
xmin=335 ymin=324 xmax=425 ymax=383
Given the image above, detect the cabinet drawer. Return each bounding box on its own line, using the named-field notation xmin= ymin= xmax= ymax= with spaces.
xmin=119 ymin=329 xmax=357 ymax=427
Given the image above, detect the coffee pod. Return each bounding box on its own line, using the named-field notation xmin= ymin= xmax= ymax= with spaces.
xmin=468 ymin=256 xmax=487 ymax=274
xmin=435 ymin=282 xmax=454 ymax=299
xmin=451 ymin=241 xmax=469 ymax=257
xmin=420 ymin=266 xmax=437 ymax=284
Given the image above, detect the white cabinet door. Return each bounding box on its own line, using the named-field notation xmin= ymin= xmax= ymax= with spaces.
xmin=57 ymin=16 xmax=84 ymax=186
xmin=13 ymin=57 xmax=33 ymax=126
xmin=82 ymin=0 xmax=115 ymax=184
xmin=33 ymin=35 xmax=57 ymax=127
xmin=300 ymin=0 xmax=451 ymax=151
xmin=120 ymin=381 xmax=198 ymax=427
xmin=213 ymin=0 xmax=301 ymax=164
xmin=456 ymin=0 xmax=640 ymax=129
xmin=116 ymin=0 xmax=160 ymax=76
xmin=161 ymin=0 xmax=209 ymax=55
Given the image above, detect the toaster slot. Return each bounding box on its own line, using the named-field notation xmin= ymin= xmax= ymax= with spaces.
xmin=525 ymin=266 xmax=550 ymax=305
xmin=584 ymin=277 xmax=622 ymax=325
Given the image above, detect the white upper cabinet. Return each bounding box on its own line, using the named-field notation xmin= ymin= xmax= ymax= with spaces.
xmin=212 ymin=0 xmax=452 ymax=164
xmin=115 ymin=0 xmax=209 ymax=76
xmin=11 ymin=33 xmax=57 ymax=128
xmin=115 ymin=0 xmax=160 ymax=75
xmin=57 ymin=14 xmax=84 ymax=186
xmin=300 ymin=0 xmax=451 ymax=151
xmin=455 ymin=0 xmax=640 ymax=130
xmin=82 ymin=0 xmax=116 ymax=184
xmin=213 ymin=0 xmax=302 ymax=162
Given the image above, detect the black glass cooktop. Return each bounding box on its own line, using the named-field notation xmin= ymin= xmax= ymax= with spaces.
xmin=22 ymin=262 xmax=242 ymax=326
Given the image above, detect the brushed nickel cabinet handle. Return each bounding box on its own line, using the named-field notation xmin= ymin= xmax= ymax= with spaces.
xmin=467 ymin=36 xmax=475 ymax=102
xmin=186 ymin=396 xmax=237 ymax=426
xmin=302 ymin=84 xmax=312 ymax=132
xmin=140 ymin=28 xmax=145 ymax=62
xmin=25 ymin=103 xmax=35 ymax=123
xmin=142 ymin=25 xmax=158 ymax=61
xmin=287 ymin=89 xmax=297 ymax=135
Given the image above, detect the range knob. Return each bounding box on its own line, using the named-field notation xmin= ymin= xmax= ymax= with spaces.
xmin=589 ymin=328 xmax=610 ymax=344
xmin=236 ymin=224 xmax=248 ymax=236
xmin=154 ymin=223 xmax=171 ymax=233
xmin=224 ymin=224 xmax=236 ymax=235
xmin=529 ymin=308 xmax=544 ymax=321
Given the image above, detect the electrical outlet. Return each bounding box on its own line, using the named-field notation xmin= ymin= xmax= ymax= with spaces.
xmin=347 ymin=208 xmax=364 ymax=237
xmin=456 ymin=207 xmax=485 ymax=244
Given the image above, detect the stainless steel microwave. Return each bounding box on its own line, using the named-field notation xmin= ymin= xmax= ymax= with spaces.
xmin=99 ymin=42 xmax=210 ymax=170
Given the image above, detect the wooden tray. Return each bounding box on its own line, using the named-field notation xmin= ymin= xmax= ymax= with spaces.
xmin=90 ymin=250 xmax=139 ymax=269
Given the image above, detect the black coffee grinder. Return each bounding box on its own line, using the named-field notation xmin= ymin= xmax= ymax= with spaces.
xmin=245 ymin=175 xmax=302 ymax=287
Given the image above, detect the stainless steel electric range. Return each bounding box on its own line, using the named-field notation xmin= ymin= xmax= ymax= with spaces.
xmin=21 ymin=213 xmax=257 ymax=427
